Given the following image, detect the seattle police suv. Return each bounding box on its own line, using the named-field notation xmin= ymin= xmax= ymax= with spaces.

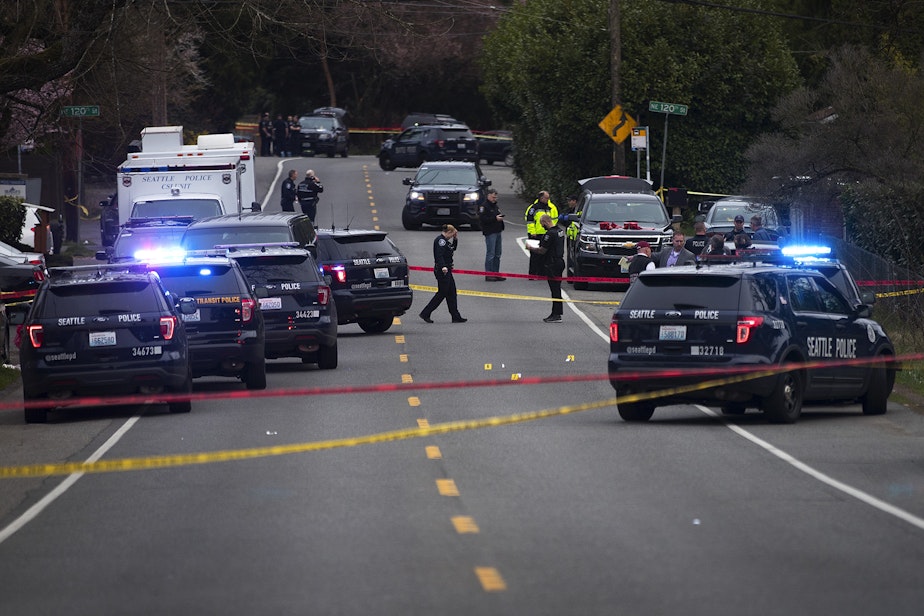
xmin=608 ymin=257 xmax=896 ymax=424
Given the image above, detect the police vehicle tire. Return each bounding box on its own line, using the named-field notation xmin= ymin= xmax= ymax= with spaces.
xmin=340 ymin=147 xmax=349 ymax=158
xmin=358 ymin=317 xmax=392 ymax=334
xmin=168 ymin=374 xmax=193 ymax=414
xmin=763 ymin=368 xmax=804 ymax=424
xmin=574 ymin=280 xmax=588 ymax=291
xmin=243 ymin=359 xmax=267 ymax=390
xmin=617 ymin=402 xmax=655 ymax=422
xmin=317 ymin=341 xmax=338 ymax=370
xmin=721 ymin=403 xmax=747 ymax=415
xmin=402 ymin=210 xmax=422 ymax=231
xmin=24 ymin=397 xmax=50 ymax=424
xmin=379 ymin=155 xmax=396 ymax=171
xmin=861 ymin=361 xmax=891 ymax=415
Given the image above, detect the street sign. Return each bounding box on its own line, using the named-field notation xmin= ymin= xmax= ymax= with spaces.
xmin=631 ymin=127 xmax=647 ymax=151
xmin=598 ymin=105 xmax=637 ymax=144
xmin=648 ymin=101 xmax=688 ymax=116
xmin=61 ymin=105 xmax=100 ymax=118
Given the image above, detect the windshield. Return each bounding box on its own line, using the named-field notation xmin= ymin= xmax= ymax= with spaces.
xmin=131 ymin=199 xmax=223 ymax=220
xmin=414 ymin=167 xmax=478 ymax=185
xmin=182 ymin=227 xmax=293 ymax=250
xmin=584 ymin=197 xmax=668 ymax=225
xmin=709 ymin=203 xmax=779 ymax=227
xmin=299 ymin=117 xmax=336 ymax=131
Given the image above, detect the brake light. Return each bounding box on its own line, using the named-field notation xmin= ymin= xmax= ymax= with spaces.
xmin=241 ymin=298 xmax=256 ymax=322
xmin=27 ymin=325 xmax=43 ymax=348
xmin=33 ymin=270 xmax=45 ymax=283
xmin=160 ymin=316 xmax=177 ymax=340
xmin=318 ymin=285 xmax=330 ymax=305
xmin=332 ymin=265 xmax=346 ymax=283
xmin=609 ymin=315 xmax=619 ymax=342
xmin=736 ymin=316 xmax=764 ymax=344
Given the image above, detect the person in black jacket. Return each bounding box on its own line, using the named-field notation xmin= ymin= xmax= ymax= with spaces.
xmin=280 ymin=169 xmax=298 ymax=212
xmin=419 ymin=225 xmax=467 ymax=324
xmin=296 ymin=170 xmax=323 ymax=222
xmin=528 ymin=214 xmax=565 ymax=322
xmin=478 ymin=188 xmax=506 ymax=281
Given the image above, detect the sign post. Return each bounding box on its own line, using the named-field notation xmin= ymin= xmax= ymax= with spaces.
xmin=60 ymin=105 xmax=100 ymax=242
xmin=631 ymin=127 xmax=650 ymax=182
xmin=648 ymin=101 xmax=688 ymax=199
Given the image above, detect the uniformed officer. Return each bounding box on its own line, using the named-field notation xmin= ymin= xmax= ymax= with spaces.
xmin=524 ymin=191 xmax=558 ymax=277
xmin=296 ymin=169 xmax=324 ymax=222
xmin=724 ymin=214 xmax=751 ymax=249
xmin=280 ymin=169 xmax=298 ymax=212
xmin=419 ymin=225 xmax=467 ymax=324
xmin=528 ymin=214 xmax=565 ymax=322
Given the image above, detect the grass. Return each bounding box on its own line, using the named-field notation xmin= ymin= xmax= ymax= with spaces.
xmin=0 ymin=366 xmax=20 ymax=391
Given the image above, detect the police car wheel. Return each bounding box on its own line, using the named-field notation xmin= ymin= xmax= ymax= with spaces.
xmin=861 ymin=361 xmax=892 ymax=415
xmin=243 ymin=359 xmax=267 ymax=390
xmin=763 ymin=368 xmax=804 ymax=424
xmin=24 ymin=397 xmax=50 ymax=424
xmin=720 ymin=403 xmax=747 ymax=415
xmin=358 ymin=317 xmax=392 ymax=334
xmin=379 ymin=155 xmax=395 ymax=171
xmin=617 ymin=402 xmax=655 ymax=422
xmin=168 ymin=374 xmax=193 ymax=414
xmin=317 ymin=341 xmax=338 ymax=370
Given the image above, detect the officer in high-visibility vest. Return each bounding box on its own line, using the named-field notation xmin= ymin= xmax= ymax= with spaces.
xmin=525 ymin=191 xmax=558 ymax=277
xmin=561 ymin=194 xmax=580 ymax=242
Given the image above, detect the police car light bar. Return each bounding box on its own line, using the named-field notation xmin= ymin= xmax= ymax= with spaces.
xmin=133 ymin=247 xmax=187 ymax=263
xmin=217 ymin=242 xmax=301 ymax=252
xmin=780 ymin=244 xmax=832 ymax=258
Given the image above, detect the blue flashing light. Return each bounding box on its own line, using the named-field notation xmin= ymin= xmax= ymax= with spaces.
xmin=198 ymin=268 xmax=212 ymax=276
xmin=780 ymin=244 xmax=832 ymax=258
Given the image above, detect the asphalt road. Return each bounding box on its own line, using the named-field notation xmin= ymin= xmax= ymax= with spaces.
xmin=0 ymin=155 xmax=923 ymax=615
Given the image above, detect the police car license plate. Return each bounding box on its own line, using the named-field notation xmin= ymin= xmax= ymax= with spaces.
xmin=437 ymin=208 xmax=450 ymax=216
xmin=182 ymin=310 xmax=201 ymax=323
xmin=260 ymin=297 xmax=282 ymax=310
xmin=89 ymin=331 xmax=116 ymax=347
xmin=659 ymin=325 xmax=686 ymax=341
xmin=374 ymin=267 xmax=389 ymax=279
xmin=296 ymin=310 xmax=320 ymax=319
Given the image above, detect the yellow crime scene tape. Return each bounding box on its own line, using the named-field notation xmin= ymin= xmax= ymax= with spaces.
xmin=0 ymin=364 xmax=792 ymax=479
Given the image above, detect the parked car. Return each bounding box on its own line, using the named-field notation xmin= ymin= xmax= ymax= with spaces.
xmin=298 ymin=112 xmax=349 ymax=157
xmin=379 ymin=124 xmax=480 ymax=170
xmin=314 ymin=228 xmax=413 ymax=333
xmin=476 ymin=130 xmax=514 ymax=166
xmin=19 ymin=264 xmax=195 ymax=423
xmin=401 ymin=161 xmax=491 ymax=230
xmin=701 ymin=196 xmax=786 ymax=245
xmin=401 ymin=113 xmax=461 ymax=130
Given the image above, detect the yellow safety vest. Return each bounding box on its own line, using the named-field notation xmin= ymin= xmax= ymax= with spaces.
xmin=525 ymin=200 xmax=558 ymax=236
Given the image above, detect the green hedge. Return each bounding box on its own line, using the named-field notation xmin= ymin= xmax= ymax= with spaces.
xmin=0 ymin=196 xmax=27 ymax=246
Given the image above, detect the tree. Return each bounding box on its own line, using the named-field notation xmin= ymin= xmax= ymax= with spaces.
xmin=480 ymin=0 xmax=800 ymax=202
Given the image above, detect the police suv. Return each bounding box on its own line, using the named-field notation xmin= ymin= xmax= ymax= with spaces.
xmin=608 ymin=261 xmax=896 ymax=423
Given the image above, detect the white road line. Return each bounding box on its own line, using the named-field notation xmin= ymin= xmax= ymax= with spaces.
xmin=0 ymin=415 xmax=142 ymax=546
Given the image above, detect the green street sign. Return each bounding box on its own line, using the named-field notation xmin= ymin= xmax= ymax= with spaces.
xmin=61 ymin=105 xmax=100 ymax=118
xmin=648 ymin=101 xmax=688 ymax=116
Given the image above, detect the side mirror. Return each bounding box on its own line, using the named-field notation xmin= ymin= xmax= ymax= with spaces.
xmin=860 ymin=290 xmax=877 ymax=306
xmin=854 ymin=304 xmax=872 ymax=319
xmin=177 ymin=297 xmax=198 ymax=315
xmin=402 ymin=178 xmax=413 ymax=186
xmin=250 ymin=201 xmax=262 ymax=212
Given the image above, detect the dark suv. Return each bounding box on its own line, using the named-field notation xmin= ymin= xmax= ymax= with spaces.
xmin=19 ymin=265 xmax=195 ymax=423
xmin=608 ymin=263 xmax=897 ymax=424
xmin=401 ymin=161 xmax=491 ymax=230
xmin=379 ymin=124 xmax=479 ymax=170
xmin=96 ymin=217 xmax=192 ymax=263
xmin=182 ymin=212 xmax=316 ymax=253
xmin=476 ymin=130 xmax=514 ymax=167
xmin=149 ymin=254 xmax=267 ymax=389
xmin=564 ymin=176 xmax=678 ymax=289
xmin=228 ymin=244 xmax=339 ymax=369
xmin=314 ymin=229 xmax=413 ymax=333
xmin=298 ymin=111 xmax=349 ymax=158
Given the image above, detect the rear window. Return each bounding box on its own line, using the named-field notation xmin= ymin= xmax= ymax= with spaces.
xmin=316 ymin=236 xmax=400 ymax=261
xmin=131 ymin=199 xmax=223 ymax=220
xmin=235 ymin=255 xmax=321 ymax=284
xmin=623 ymin=275 xmax=742 ymax=311
xmin=153 ymin=264 xmax=245 ymax=296
xmin=39 ymin=280 xmax=163 ymax=317
xmin=113 ymin=229 xmax=187 ymax=260
xmin=183 ymin=227 xmax=293 ymax=250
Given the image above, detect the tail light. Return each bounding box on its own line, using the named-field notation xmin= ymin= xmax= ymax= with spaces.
xmin=33 ymin=270 xmax=45 ymax=283
xmin=160 ymin=316 xmax=177 ymax=340
xmin=28 ymin=325 xmax=44 ymax=348
xmin=609 ymin=315 xmax=619 ymax=342
xmin=241 ymin=298 xmax=256 ymax=322
xmin=317 ymin=285 xmax=331 ymax=305
xmin=736 ymin=316 xmax=764 ymax=344
xmin=323 ymin=265 xmax=346 ymax=284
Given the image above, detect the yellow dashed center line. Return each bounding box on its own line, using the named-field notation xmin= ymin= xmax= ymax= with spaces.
xmin=402 ymin=374 xmax=414 ymax=383
xmin=425 ymin=445 xmax=442 ymax=459
xmin=407 ymin=396 xmax=420 ymax=407
xmin=475 ymin=567 xmax=507 ymax=592
xmin=394 ymin=335 xmax=405 ymax=344
xmin=436 ymin=479 xmax=459 ymax=496
xmin=452 ymin=516 xmax=480 ymax=534
xmin=417 ymin=419 xmax=430 ymax=428
xmin=399 ymin=354 xmax=409 ymax=362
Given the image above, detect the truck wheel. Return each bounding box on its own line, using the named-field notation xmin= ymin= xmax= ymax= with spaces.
xmin=358 ymin=318 xmax=392 ymax=334
xmin=763 ymin=368 xmax=803 ymax=423
xmin=379 ymin=155 xmax=395 ymax=171
xmin=615 ymin=387 xmax=655 ymax=422
xmin=317 ymin=341 xmax=338 ymax=370
xmin=861 ymin=359 xmax=893 ymax=415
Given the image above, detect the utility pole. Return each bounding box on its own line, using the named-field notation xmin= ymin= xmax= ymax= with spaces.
xmin=609 ymin=0 xmax=625 ymax=175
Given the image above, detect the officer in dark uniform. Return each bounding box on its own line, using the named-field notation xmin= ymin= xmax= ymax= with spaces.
xmin=419 ymin=225 xmax=467 ymax=324
xmin=296 ymin=169 xmax=324 ymax=222
xmin=259 ymin=112 xmax=272 ymax=156
xmin=280 ymin=169 xmax=298 ymax=212
xmin=528 ymin=214 xmax=565 ymax=322
xmin=724 ymin=214 xmax=751 ymax=249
